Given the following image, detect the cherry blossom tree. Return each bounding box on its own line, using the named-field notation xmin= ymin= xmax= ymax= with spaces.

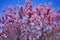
xmin=0 ymin=0 xmax=60 ymax=40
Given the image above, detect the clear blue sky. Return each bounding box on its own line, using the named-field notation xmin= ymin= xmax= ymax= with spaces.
xmin=0 ymin=0 xmax=60 ymax=14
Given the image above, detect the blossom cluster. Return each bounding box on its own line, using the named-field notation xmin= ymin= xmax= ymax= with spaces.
xmin=0 ymin=0 xmax=60 ymax=40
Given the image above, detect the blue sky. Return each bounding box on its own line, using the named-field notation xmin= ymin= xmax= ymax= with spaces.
xmin=0 ymin=0 xmax=60 ymax=14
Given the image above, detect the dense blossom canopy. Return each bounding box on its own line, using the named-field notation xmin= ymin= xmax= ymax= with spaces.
xmin=0 ymin=0 xmax=60 ymax=40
